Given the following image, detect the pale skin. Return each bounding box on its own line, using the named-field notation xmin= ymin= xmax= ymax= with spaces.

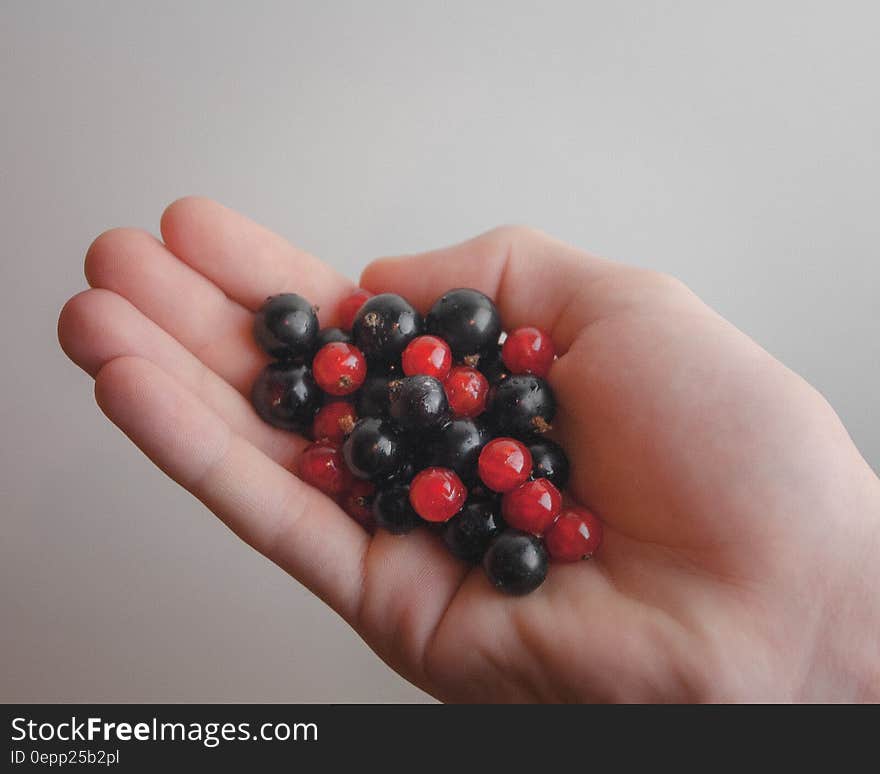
xmin=58 ymin=197 xmax=880 ymax=702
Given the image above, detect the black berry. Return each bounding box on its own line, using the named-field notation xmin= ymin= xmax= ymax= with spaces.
xmin=253 ymin=293 xmax=319 ymax=359
xmin=483 ymin=530 xmax=549 ymax=595
xmin=488 ymin=375 xmax=556 ymax=439
xmin=388 ymin=375 xmax=449 ymax=432
xmin=251 ymin=362 xmax=321 ymax=432
xmin=373 ymin=484 xmax=424 ymax=534
xmin=342 ymin=417 xmax=406 ymax=481
xmin=528 ymin=439 xmax=570 ymax=490
xmin=443 ymin=497 xmax=505 ymax=563
xmin=384 ymin=457 xmax=417 ymax=486
xmin=355 ymin=375 xmax=392 ymax=417
xmin=426 ymin=288 xmax=501 ymax=361
xmin=424 ymin=417 xmax=491 ymax=484
xmin=352 ymin=293 xmax=423 ymax=363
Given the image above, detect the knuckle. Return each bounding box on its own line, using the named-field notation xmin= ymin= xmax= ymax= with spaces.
xmin=484 ymin=223 xmax=541 ymax=247
xmin=637 ymin=268 xmax=692 ymax=297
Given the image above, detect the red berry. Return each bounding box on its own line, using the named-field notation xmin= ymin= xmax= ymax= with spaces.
xmin=338 ymin=289 xmax=374 ymax=331
xmin=545 ymin=506 xmax=603 ymax=561
xmin=478 ymin=438 xmax=532 ymax=493
xmin=409 ymin=467 xmax=467 ymax=522
xmin=444 ymin=366 xmax=489 ymax=418
xmin=342 ymin=479 xmax=376 ymax=532
xmin=313 ymin=342 xmax=367 ymax=396
xmin=501 ymin=327 xmax=555 ymax=377
xmin=312 ymin=401 xmax=357 ymax=443
xmin=501 ymin=478 xmax=562 ymax=535
xmin=299 ymin=442 xmax=352 ymax=495
xmin=402 ymin=335 xmax=453 ymax=380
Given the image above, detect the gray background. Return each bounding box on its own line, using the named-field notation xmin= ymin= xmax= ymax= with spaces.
xmin=2 ymin=1 xmax=877 ymax=702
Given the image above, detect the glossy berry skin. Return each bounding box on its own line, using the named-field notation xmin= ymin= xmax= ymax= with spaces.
xmin=444 ymin=366 xmax=489 ymax=418
xmin=251 ymin=362 xmax=321 ymax=432
xmin=423 ymin=418 xmax=491 ymax=484
xmin=501 ymin=478 xmax=562 ymax=535
xmin=409 ymin=467 xmax=467 ymax=522
xmin=311 ymin=401 xmax=357 ymax=443
xmin=488 ymin=375 xmax=556 ymax=439
xmin=384 ymin=457 xmax=417 ymax=486
xmin=483 ymin=530 xmax=549 ymax=596
xmin=342 ymin=479 xmax=376 ymax=532
xmin=253 ymin=293 xmax=319 ymax=359
xmin=426 ymin=288 xmax=502 ymax=360
xmin=528 ymin=440 xmax=570 ymax=491
xmin=355 ymin=375 xmax=392 ymax=417
xmin=352 ymin=293 xmax=423 ymax=363
xmin=545 ymin=506 xmax=603 ymax=561
xmin=338 ymin=288 xmax=374 ymax=331
xmin=342 ymin=417 xmax=406 ymax=481
xmin=298 ymin=443 xmax=352 ymax=496
xmin=478 ymin=437 xmax=532 ymax=493
xmin=312 ymin=342 xmax=367 ymax=396
xmin=502 ymin=327 xmax=556 ymax=377
xmin=373 ymin=484 xmax=423 ymax=534
xmin=402 ymin=335 xmax=453 ymax=380
xmin=388 ymin=375 xmax=449 ymax=431
xmin=443 ymin=497 xmax=505 ymax=564
xmin=314 ymin=326 xmax=351 ymax=349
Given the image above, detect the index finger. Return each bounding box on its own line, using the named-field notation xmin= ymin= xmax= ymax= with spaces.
xmin=160 ymin=196 xmax=355 ymax=321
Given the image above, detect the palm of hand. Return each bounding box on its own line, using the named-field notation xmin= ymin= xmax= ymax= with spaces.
xmin=59 ymin=199 xmax=876 ymax=702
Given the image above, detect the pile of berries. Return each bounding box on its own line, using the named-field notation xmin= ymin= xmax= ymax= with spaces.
xmin=251 ymin=288 xmax=602 ymax=595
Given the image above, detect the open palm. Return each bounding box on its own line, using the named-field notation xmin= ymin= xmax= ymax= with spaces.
xmin=59 ymin=198 xmax=880 ymax=702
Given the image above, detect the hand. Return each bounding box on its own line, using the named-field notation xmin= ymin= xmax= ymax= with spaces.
xmin=58 ymin=198 xmax=880 ymax=702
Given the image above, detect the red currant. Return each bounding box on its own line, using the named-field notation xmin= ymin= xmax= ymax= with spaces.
xmin=312 ymin=401 xmax=357 ymax=443
xmin=338 ymin=288 xmax=374 ymax=331
xmin=501 ymin=478 xmax=562 ymax=535
xmin=299 ymin=442 xmax=352 ymax=495
xmin=444 ymin=366 xmax=489 ymax=418
xmin=501 ymin=327 xmax=555 ymax=377
xmin=478 ymin=438 xmax=532 ymax=493
xmin=402 ymin=335 xmax=453 ymax=380
xmin=409 ymin=467 xmax=467 ymax=522
xmin=545 ymin=506 xmax=603 ymax=561
xmin=312 ymin=342 xmax=367 ymax=396
xmin=341 ymin=479 xmax=376 ymax=532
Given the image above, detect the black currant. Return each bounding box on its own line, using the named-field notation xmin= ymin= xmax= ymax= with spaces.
xmin=388 ymin=375 xmax=449 ymax=431
xmin=342 ymin=417 xmax=406 ymax=481
xmin=488 ymin=375 xmax=556 ymax=439
xmin=384 ymin=457 xmax=417 ymax=486
xmin=352 ymin=293 xmax=423 ymax=363
xmin=314 ymin=326 xmax=351 ymax=349
xmin=443 ymin=497 xmax=505 ymax=563
xmin=251 ymin=362 xmax=321 ymax=432
xmin=483 ymin=530 xmax=549 ymax=596
xmin=372 ymin=484 xmax=424 ymax=534
xmin=355 ymin=375 xmax=392 ymax=417
xmin=253 ymin=293 xmax=319 ymax=359
xmin=529 ymin=439 xmax=570 ymax=491
xmin=426 ymin=288 xmax=501 ymax=360
xmin=423 ymin=417 xmax=491 ymax=484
